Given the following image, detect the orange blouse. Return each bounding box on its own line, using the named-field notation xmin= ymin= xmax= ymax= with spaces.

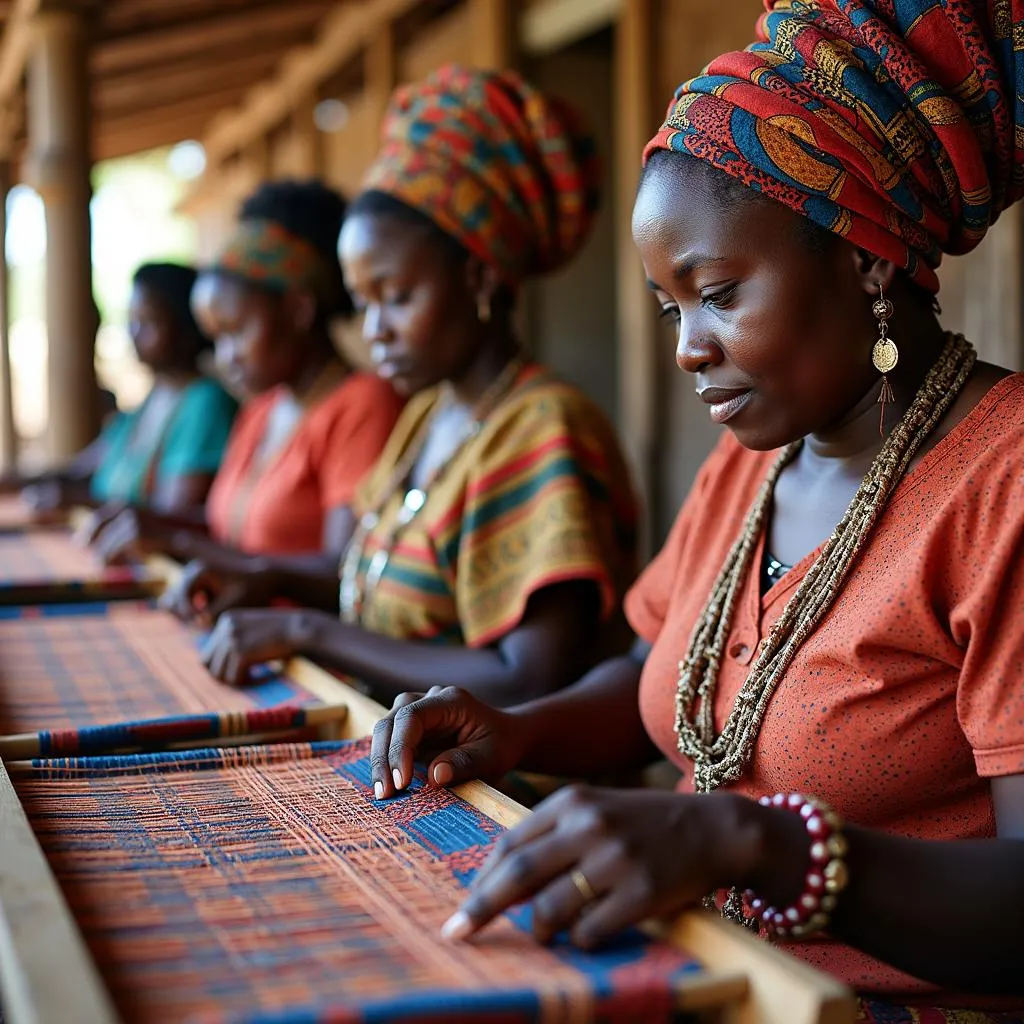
xmin=206 ymin=372 xmax=404 ymax=556
xmin=626 ymin=375 xmax=1024 ymax=998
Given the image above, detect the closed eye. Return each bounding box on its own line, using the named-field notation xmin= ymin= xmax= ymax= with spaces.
xmin=701 ymin=283 xmax=738 ymax=310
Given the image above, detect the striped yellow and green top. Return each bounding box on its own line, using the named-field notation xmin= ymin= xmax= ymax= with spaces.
xmin=352 ymin=364 xmax=639 ymax=651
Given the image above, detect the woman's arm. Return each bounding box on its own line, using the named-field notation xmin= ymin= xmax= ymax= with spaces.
xmin=441 ymin=773 xmax=1024 ymax=994
xmin=203 ymin=581 xmax=634 ymax=712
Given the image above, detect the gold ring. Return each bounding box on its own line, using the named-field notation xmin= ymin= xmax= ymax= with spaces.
xmin=570 ymin=867 xmax=597 ymax=905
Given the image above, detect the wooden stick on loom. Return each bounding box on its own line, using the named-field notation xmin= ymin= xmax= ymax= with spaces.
xmin=0 ymin=702 xmax=349 ymax=762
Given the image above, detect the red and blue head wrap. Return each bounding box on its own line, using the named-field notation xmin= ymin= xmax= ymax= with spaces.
xmin=644 ymin=0 xmax=1024 ymax=292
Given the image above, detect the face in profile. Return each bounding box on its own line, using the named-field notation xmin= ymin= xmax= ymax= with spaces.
xmin=127 ymin=283 xmax=181 ymax=372
xmin=191 ymin=272 xmax=300 ymax=396
xmin=339 ymin=212 xmax=483 ymax=397
xmin=632 ymin=153 xmax=882 ymax=451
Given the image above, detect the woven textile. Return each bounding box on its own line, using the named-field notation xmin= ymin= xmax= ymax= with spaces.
xmin=0 ymin=531 xmax=154 ymax=602
xmin=17 ymin=738 xmax=704 ymax=1023
xmin=645 ymin=1 xmax=1024 ymax=292
xmin=857 ymin=999 xmax=1023 ymax=1023
xmin=0 ymin=604 xmax=310 ymax=735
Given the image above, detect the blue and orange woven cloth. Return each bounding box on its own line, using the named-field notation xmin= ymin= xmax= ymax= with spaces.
xmin=0 ymin=530 xmax=156 ymax=604
xmin=0 ymin=603 xmax=311 ymax=737
xmin=15 ymin=737 xmax=704 ymax=1023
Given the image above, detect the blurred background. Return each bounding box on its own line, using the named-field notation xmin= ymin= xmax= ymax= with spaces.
xmin=0 ymin=0 xmax=1019 ymax=547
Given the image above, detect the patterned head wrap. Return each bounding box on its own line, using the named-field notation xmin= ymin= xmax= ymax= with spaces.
xmin=644 ymin=1 xmax=1024 ymax=292
xmin=210 ymin=220 xmax=335 ymax=300
xmin=360 ymin=64 xmax=601 ymax=281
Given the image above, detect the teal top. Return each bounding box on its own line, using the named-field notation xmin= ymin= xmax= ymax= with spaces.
xmin=90 ymin=377 xmax=239 ymax=505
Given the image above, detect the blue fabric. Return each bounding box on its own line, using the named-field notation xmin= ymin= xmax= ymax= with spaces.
xmin=91 ymin=377 xmax=237 ymax=504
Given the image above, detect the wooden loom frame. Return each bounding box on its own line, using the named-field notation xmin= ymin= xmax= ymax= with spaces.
xmin=0 ymin=543 xmax=855 ymax=1023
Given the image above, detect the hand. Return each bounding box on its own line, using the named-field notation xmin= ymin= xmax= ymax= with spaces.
xmin=81 ymin=504 xmax=165 ymax=565
xmin=160 ymin=559 xmax=278 ymax=628
xmin=442 ymin=786 xmax=760 ymax=949
xmin=200 ymin=608 xmax=323 ymax=686
xmin=20 ymin=479 xmax=67 ymax=513
xmin=370 ymin=686 xmax=529 ymax=800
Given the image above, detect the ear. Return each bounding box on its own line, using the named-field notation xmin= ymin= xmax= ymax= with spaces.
xmin=463 ymin=256 xmax=503 ymax=313
xmin=286 ymin=289 xmax=319 ymax=334
xmin=850 ymin=248 xmax=898 ymax=297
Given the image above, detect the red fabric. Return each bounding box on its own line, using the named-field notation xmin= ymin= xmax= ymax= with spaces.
xmin=207 ymin=372 xmax=403 ymax=555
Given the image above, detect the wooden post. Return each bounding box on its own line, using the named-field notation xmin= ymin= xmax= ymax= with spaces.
xmin=470 ymin=0 xmax=514 ymax=69
xmin=0 ymin=161 xmax=16 ymax=473
xmin=25 ymin=6 xmax=96 ymax=462
xmin=364 ymin=22 xmax=395 ymax=134
xmin=614 ymin=0 xmax=659 ymax=556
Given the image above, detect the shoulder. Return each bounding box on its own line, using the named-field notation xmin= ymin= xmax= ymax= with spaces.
xmin=310 ymin=371 xmax=405 ymax=426
xmin=178 ymin=377 xmax=239 ymax=416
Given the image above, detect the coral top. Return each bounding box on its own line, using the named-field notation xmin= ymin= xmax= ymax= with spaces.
xmin=207 ymin=371 xmax=404 ymax=556
xmin=626 ymin=375 xmax=1024 ymax=998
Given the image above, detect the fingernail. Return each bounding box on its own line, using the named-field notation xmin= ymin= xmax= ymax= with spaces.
xmin=433 ymin=763 xmax=454 ymax=786
xmin=392 ymin=768 xmax=403 ymax=789
xmin=373 ymin=781 xmax=384 ymax=801
xmin=441 ymin=911 xmax=472 ymax=942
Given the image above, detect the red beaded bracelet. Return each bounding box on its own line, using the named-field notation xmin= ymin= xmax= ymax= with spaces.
xmin=742 ymin=793 xmax=850 ymax=940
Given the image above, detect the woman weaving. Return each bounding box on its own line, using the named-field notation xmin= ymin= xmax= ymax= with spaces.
xmin=10 ymin=264 xmax=237 ymax=515
xmin=86 ymin=180 xmax=404 ymax=568
xmin=370 ymin=2 xmax=1024 ymax=1015
xmin=164 ymin=66 xmax=639 ymax=708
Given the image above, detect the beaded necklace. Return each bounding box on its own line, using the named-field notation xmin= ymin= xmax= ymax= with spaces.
xmin=338 ymin=357 xmax=525 ymax=625
xmin=675 ymin=334 xmax=975 ymax=928
xmin=675 ymin=333 xmax=976 ymax=796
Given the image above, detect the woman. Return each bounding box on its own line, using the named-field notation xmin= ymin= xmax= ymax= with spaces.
xmin=16 ymin=264 xmax=237 ymax=514
xmin=165 ymin=66 xmax=640 ymax=708
xmin=369 ymin=4 xmax=1024 ymax=1017
xmin=87 ymin=180 xmax=404 ymax=568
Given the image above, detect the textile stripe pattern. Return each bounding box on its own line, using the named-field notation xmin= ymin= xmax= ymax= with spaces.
xmin=0 ymin=532 xmax=144 ymax=587
xmin=0 ymin=605 xmax=310 ymax=735
xmin=16 ymin=738 xmax=702 ymax=1023
xmin=644 ymin=0 xmax=1024 ymax=291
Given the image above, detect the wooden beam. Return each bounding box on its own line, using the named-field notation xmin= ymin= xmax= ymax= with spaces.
xmin=202 ymin=0 xmax=420 ymax=163
xmin=92 ymin=49 xmax=282 ymax=115
xmin=614 ymin=0 xmax=660 ymax=556
xmin=520 ymin=0 xmax=620 ymax=56
xmin=91 ymin=2 xmax=333 ymax=76
xmin=0 ymin=0 xmax=41 ymax=157
xmin=363 ymin=21 xmax=395 ymax=138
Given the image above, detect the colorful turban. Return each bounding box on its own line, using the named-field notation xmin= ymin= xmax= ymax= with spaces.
xmin=360 ymin=64 xmax=601 ymax=281
xmin=644 ymin=0 xmax=1024 ymax=292
xmin=210 ymin=220 xmax=335 ymax=300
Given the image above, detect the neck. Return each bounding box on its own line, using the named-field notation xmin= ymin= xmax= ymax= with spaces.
xmin=154 ymin=367 xmax=199 ymax=389
xmin=286 ymin=337 xmax=340 ymax=400
xmin=447 ymin=322 xmax=521 ymax=407
xmin=804 ymin=314 xmax=947 ymax=469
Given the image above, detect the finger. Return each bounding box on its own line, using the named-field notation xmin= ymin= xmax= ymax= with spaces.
xmin=442 ymin=829 xmax=580 ymax=942
xmin=370 ymin=693 xmax=424 ymax=799
xmin=387 ymin=690 xmax=477 ymax=790
xmin=570 ymin=872 xmax=664 ymax=950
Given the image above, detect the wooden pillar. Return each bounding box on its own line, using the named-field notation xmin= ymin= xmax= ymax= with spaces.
xmin=614 ymin=0 xmax=659 ymax=556
xmin=292 ymin=91 xmax=323 ymax=179
xmin=470 ymin=0 xmax=514 ymax=69
xmin=25 ymin=6 xmax=96 ymax=462
xmin=365 ymin=22 xmax=395 ymax=133
xmin=0 ymin=161 xmax=16 ymax=471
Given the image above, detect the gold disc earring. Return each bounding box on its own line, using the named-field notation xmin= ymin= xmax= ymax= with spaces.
xmin=872 ymin=285 xmax=898 ymax=436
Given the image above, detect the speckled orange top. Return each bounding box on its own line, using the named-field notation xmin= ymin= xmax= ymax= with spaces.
xmin=626 ymin=374 xmax=1024 ymax=997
